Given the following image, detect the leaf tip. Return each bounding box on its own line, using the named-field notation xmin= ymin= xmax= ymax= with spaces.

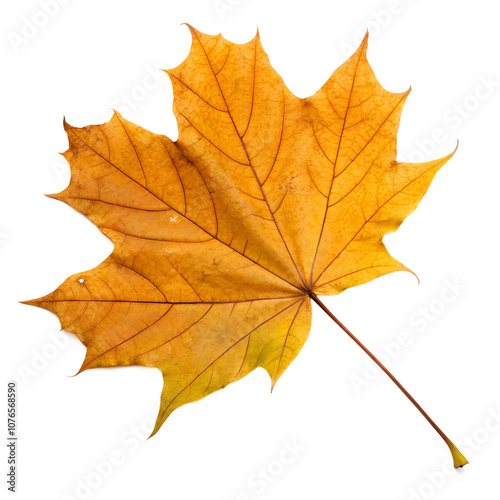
xmin=148 ymin=414 xmax=165 ymax=440
xmin=67 ymin=368 xmax=82 ymax=379
xmin=62 ymin=115 xmax=73 ymax=131
xmin=19 ymin=299 xmax=36 ymax=307
xmin=362 ymin=28 xmax=369 ymax=44
xmin=73 ymin=365 xmax=86 ymax=377
xmin=270 ymin=373 xmax=282 ymax=393
xmin=181 ymin=22 xmax=198 ymax=39
xmin=353 ymin=29 xmax=369 ymax=58
xmin=19 ymin=297 xmax=50 ymax=312
xmin=408 ymin=267 xmax=420 ymax=285
xmin=436 ymin=140 xmax=459 ymax=166
xmin=110 ymin=108 xmax=125 ymax=122
xmin=45 ymin=193 xmax=61 ymax=201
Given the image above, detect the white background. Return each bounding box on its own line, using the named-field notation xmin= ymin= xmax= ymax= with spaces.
xmin=1 ymin=0 xmax=500 ymax=499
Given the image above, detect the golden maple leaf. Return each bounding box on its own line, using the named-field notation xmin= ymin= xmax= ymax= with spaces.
xmin=25 ymin=26 xmax=467 ymax=466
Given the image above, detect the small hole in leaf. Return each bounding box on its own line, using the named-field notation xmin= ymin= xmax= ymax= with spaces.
xmin=78 ymin=278 xmax=85 ymax=284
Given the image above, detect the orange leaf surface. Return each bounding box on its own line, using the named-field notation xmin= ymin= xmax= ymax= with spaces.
xmin=25 ymin=26 xmax=455 ymax=438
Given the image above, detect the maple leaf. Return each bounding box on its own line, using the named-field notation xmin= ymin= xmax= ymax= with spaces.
xmin=25 ymin=26 xmax=467 ymax=467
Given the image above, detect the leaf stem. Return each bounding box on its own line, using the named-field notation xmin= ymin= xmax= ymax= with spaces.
xmin=310 ymin=292 xmax=468 ymax=468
